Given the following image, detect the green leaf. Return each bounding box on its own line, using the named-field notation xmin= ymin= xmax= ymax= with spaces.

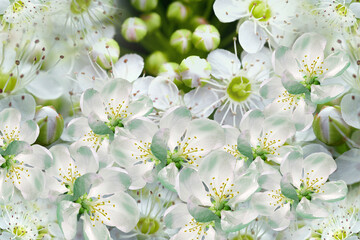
xmin=88 ymin=112 xmax=113 ymax=138
xmin=187 ymin=196 xmax=219 ymax=223
xmin=280 ymin=174 xmax=299 ymax=203
xmin=151 ymin=129 xmax=169 ymax=167
xmin=72 ymin=173 xmax=102 ymax=200
xmin=237 ymin=135 xmax=253 ymax=162
xmin=4 ymin=141 xmax=30 ymax=156
xmin=282 ymin=72 xmax=309 ymax=95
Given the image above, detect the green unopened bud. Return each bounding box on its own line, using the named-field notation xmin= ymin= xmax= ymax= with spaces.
xmin=167 ymin=2 xmax=189 ymax=22
xmin=140 ymin=12 xmax=161 ymax=32
xmin=91 ymin=38 xmax=120 ymax=70
xmin=189 ymin=16 xmax=208 ymax=30
xmin=179 ymin=56 xmax=211 ymax=88
xmin=121 ymin=17 xmax=148 ymax=42
xmin=159 ymin=62 xmax=180 ymax=81
xmin=170 ymin=29 xmax=192 ymax=54
xmin=131 ymin=0 xmax=158 ymax=12
xmin=35 ymin=106 xmax=64 ymax=146
xmin=313 ymin=106 xmax=352 ymax=146
xmin=145 ymin=51 xmax=168 ymax=75
xmin=192 ymin=24 xmax=220 ymax=52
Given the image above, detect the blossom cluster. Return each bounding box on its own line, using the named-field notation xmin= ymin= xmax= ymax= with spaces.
xmin=0 ymin=0 xmax=360 ymax=239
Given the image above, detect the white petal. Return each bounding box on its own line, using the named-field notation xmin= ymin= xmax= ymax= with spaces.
xmin=292 ymin=32 xmax=326 ymax=65
xmin=330 ymin=149 xmax=360 ymax=184
xmin=213 ymin=0 xmax=247 ymax=22
xmin=341 ymin=93 xmax=360 ymax=128
xmin=83 ymin=213 xmax=111 ymax=240
xmin=314 ymin=180 xmax=347 ymax=201
xmin=148 ymin=76 xmax=180 ymax=110
xmin=184 ymin=87 xmax=219 ymax=118
xmin=207 ymin=49 xmax=240 ymax=80
xmin=350 ymin=2 xmax=360 ymax=18
xmin=58 ymin=201 xmax=81 ymax=240
xmin=310 ymin=84 xmax=345 ymax=104
xmin=238 ymin=21 xmax=266 ymax=54
xmin=112 ymin=54 xmax=144 ymax=82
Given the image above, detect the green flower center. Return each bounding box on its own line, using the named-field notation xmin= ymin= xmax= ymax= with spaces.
xmin=0 ymin=70 xmax=17 ymax=93
xmin=227 ymin=76 xmax=252 ymax=102
xmin=248 ymin=0 xmax=272 ymax=22
xmin=0 ymin=155 xmax=16 ymax=170
xmin=335 ymin=4 xmax=348 ymax=17
xmin=210 ymin=200 xmax=231 ymax=217
xmin=106 ymin=117 xmax=124 ymax=133
xmin=296 ymin=184 xmax=314 ymax=201
xmin=75 ymin=194 xmax=93 ymax=215
xmin=12 ymin=225 xmax=27 ymax=237
xmin=232 ymin=235 xmax=254 ymax=240
xmin=252 ymin=146 xmax=268 ymax=161
xmin=166 ymin=151 xmax=185 ymax=169
xmin=333 ymin=229 xmax=347 ymax=240
xmin=301 ymin=75 xmax=320 ymax=90
xmin=136 ymin=217 xmax=160 ymax=235
xmin=12 ymin=1 xmax=25 ymax=13
xmin=70 ymin=0 xmax=92 ymax=14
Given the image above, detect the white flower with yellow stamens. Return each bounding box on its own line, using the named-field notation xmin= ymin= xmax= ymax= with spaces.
xmin=176 ymin=151 xmax=259 ymax=232
xmin=205 ymin=48 xmax=271 ymax=126
xmin=274 ymin=32 xmax=349 ymax=104
xmin=239 ymin=109 xmax=296 ymax=164
xmin=57 ymin=174 xmax=139 ymax=240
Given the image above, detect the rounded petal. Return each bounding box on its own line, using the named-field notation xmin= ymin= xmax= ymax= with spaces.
xmin=112 ymin=54 xmax=144 ymax=82
xmin=213 ymin=0 xmax=247 ymax=22
xmin=238 ymin=21 xmax=266 ymax=53
xmin=207 ymin=49 xmax=240 ymax=79
xmin=341 ymin=93 xmax=360 ymax=128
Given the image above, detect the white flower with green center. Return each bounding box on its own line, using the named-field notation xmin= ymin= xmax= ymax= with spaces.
xmin=0 ymin=200 xmax=39 ymax=239
xmin=239 ymin=109 xmax=296 ymax=164
xmin=110 ymin=117 xmax=158 ymax=189
xmin=312 ymin=0 xmax=360 ymax=34
xmin=48 ymin=0 xmax=116 ymax=43
xmin=0 ymin=0 xmax=45 ymax=30
xmin=274 ymin=32 xmax=349 ymax=104
xmin=319 ymin=201 xmax=360 ymax=240
xmin=177 ymin=151 xmax=259 ymax=232
xmin=260 ymin=76 xmax=316 ymax=131
xmin=252 ymin=151 xmax=348 ymax=230
xmin=46 ymin=144 xmax=99 ymax=196
xmin=58 ymin=175 xmax=139 ymax=240
xmin=111 ymin=182 xmax=177 ymax=239
xmin=205 ymin=48 xmax=271 ymax=126
xmin=164 ymin=202 xmax=217 ymax=240
xmin=213 ymin=0 xmax=299 ymax=53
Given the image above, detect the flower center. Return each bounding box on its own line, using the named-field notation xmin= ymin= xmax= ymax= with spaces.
xmin=227 ymin=76 xmax=252 ymax=102
xmin=75 ymin=194 xmax=93 ymax=215
xmin=296 ymin=184 xmax=314 ymax=201
xmin=166 ymin=151 xmax=185 ymax=169
xmin=136 ymin=217 xmax=160 ymax=235
xmin=106 ymin=117 xmax=124 ymax=132
xmin=0 ymin=70 xmax=17 ymax=93
xmin=232 ymin=234 xmax=254 ymax=240
xmin=248 ymin=0 xmax=272 ymax=22
xmin=1 ymin=155 xmax=16 ymax=170
xmin=335 ymin=4 xmax=348 ymax=17
xmin=12 ymin=225 xmax=27 ymax=237
xmin=210 ymin=199 xmax=231 ymax=217
xmin=333 ymin=229 xmax=347 ymax=240
xmin=70 ymin=0 xmax=92 ymax=14
xmin=12 ymin=1 xmax=25 ymax=13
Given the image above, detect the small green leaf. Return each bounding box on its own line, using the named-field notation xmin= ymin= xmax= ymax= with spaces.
xmin=4 ymin=141 xmax=30 ymax=156
xmin=73 ymin=173 xmax=102 ymax=200
xmin=280 ymin=174 xmax=299 ymax=203
xmin=187 ymin=196 xmax=219 ymax=223
xmin=237 ymin=135 xmax=253 ymax=162
xmin=151 ymin=129 xmax=169 ymax=167
xmin=282 ymin=72 xmax=309 ymax=95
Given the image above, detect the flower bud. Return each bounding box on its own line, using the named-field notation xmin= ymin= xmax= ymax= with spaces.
xmin=167 ymin=2 xmax=189 ymax=23
xmin=131 ymin=0 xmax=158 ymax=12
xmin=170 ymin=29 xmax=192 ymax=54
xmin=91 ymin=38 xmax=120 ymax=70
xmin=145 ymin=51 xmax=168 ymax=75
xmin=192 ymin=24 xmax=220 ymax=52
xmin=313 ymin=106 xmax=352 ymax=146
xmin=140 ymin=12 xmax=161 ymax=32
xmin=159 ymin=62 xmax=180 ymax=81
xmin=35 ymin=106 xmax=64 ymax=146
xmin=189 ymin=16 xmax=208 ymax=30
xmin=179 ymin=56 xmax=211 ymax=88
xmin=121 ymin=17 xmax=148 ymax=42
